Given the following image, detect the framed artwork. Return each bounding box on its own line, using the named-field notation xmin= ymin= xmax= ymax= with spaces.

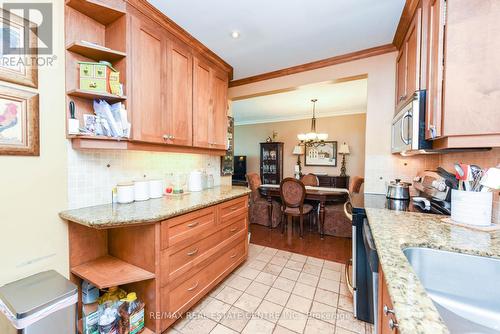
xmin=305 ymin=141 xmax=337 ymax=167
xmin=0 ymin=85 xmax=39 ymax=156
xmin=0 ymin=9 xmax=38 ymax=87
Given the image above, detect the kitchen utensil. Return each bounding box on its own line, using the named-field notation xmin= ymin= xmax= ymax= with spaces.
xmin=469 ymin=165 xmax=483 ymax=191
xmin=451 ymin=189 xmax=493 ymax=226
xmin=149 ymin=179 xmax=163 ymax=199
xmin=480 ymin=167 xmax=500 ymax=191
xmin=68 ymin=101 xmax=80 ymax=135
xmin=386 ymin=179 xmax=411 ymax=200
xmin=116 ymin=182 xmax=134 ymax=204
xmin=133 ymin=179 xmax=150 ymax=201
xmin=188 ymin=171 xmax=204 ymax=192
xmin=436 ymin=167 xmax=459 ymax=190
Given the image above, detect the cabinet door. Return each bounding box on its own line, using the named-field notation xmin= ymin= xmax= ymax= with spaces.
xmin=425 ymin=0 xmax=446 ymax=139
xmin=192 ymin=57 xmax=212 ymax=148
xmin=378 ymin=267 xmax=400 ymax=334
xmin=167 ymin=40 xmax=193 ymax=146
xmin=405 ymin=8 xmax=422 ymax=101
xmin=209 ymin=70 xmax=228 ymax=150
xmin=130 ymin=15 xmax=167 ymax=143
xmin=395 ymin=48 xmax=407 ymax=111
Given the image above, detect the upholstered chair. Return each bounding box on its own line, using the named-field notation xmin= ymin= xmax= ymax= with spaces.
xmin=323 ymin=176 xmax=364 ymax=238
xmin=279 ymin=178 xmax=313 ymax=238
xmin=300 ymin=174 xmax=319 ymax=186
xmin=246 ymin=173 xmax=281 ymax=227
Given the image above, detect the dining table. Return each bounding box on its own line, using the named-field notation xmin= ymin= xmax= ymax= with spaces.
xmin=258 ymin=184 xmax=349 ymax=239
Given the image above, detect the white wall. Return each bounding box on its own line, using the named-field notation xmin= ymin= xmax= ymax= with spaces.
xmin=230 ymin=52 xmax=427 ymax=194
xmin=0 ymin=0 xmax=68 ymax=285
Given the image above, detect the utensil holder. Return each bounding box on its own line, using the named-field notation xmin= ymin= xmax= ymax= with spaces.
xmin=451 ymin=189 xmax=493 ymax=226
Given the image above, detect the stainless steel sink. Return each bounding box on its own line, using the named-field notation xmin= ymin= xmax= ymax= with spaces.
xmin=403 ymin=247 xmax=500 ymax=333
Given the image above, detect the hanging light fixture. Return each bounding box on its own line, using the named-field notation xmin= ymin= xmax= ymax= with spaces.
xmin=297 ymin=99 xmax=328 ymax=147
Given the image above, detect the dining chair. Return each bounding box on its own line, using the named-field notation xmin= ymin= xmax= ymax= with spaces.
xmin=300 ymin=173 xmax=319 ymax=186
xmin=279 ymin=178 xmax=313 ymax=238
xmin=246 ymin=173 xmax=281 ymax=227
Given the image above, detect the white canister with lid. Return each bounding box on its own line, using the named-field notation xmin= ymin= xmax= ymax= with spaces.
xmin=149 ymin=179 xmax=164 ymax=198
xmin=117 ymin=182 xmax=134 ymax=204
xmin=134 ymin=179 xmax=150 ymax=201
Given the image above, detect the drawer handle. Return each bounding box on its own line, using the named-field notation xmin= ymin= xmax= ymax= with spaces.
xmin=383 ymin=305 xmax=395 ymax=316
xmin=187 ymin=248 xmax=199 ymax=256
xmin=230 ymin=253 xmax=237 ymax=258
xmin=187 ymin=222 xmax=199 ymax=228
xmin=230 ymin=227 xmax=238 ymax=232
xmin=230 ymin=205 xmax=239 ymax=211
xmin=187 ymin=281 xmax=199 ymax=291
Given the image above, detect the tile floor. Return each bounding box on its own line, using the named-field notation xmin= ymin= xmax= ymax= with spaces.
xmin=167 ymin=244 xmax=373 ymax=334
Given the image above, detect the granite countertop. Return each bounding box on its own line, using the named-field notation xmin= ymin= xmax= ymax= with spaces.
xmin=365 ymin=208 xmax=500 ymax=334
xmin=59 ymin=186 xmax=251 ymax=228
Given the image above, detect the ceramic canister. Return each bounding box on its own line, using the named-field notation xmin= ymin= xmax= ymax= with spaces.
xmin=149 ymin=179 xmax=164 ymax=199
xmin=134 ymin=179 xmax=150 ymax=201
xmin=116 ymin=182 xmax=134 ymax=204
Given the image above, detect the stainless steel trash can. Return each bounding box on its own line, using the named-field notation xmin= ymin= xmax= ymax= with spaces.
xmin=0 ymin=270 xmax=78 ymax=334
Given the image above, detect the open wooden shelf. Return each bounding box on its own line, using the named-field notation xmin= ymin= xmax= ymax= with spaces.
xmin=78 ymin=318 xmax=155 ymax=334
xmin=67 ymin=42 xmax=126 ymax=62
xmin=67 ymin=89 xmax=127 ymax=102
xmin=71 ymin=255 xmax=155 ymax=289
xmin=66 ymin=0 xmax=126 ymax=25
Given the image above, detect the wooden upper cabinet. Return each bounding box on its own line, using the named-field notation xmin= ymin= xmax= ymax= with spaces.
xmin=424 ymin=0 xmax=445 ymax=139
xmin=210 ymin=70 xmax=228 ymax=150
xmin=193 ymin=58 xmax=212 ymax=148
xmin=395 ymin=8 xmax=422 ymax=111
xmin=130 ymin=14 xmax=167 ymax=144
xmin=167 ymin=40 xmax=193 ymax=146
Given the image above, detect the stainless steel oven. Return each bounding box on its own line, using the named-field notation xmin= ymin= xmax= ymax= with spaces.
xmin=391 ymin=90 xmax=431 ymax=154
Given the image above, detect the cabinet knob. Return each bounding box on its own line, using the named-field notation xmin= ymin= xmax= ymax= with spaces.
xmin=170 ymin=135 xmax=175 ymax=140
xmin=389 ymin=318 xmax=399 ymax=330
xmin=163 ymin=134 xmax=169 ymax=140
xmin=384 ymin=305 xmax=395 ymax=315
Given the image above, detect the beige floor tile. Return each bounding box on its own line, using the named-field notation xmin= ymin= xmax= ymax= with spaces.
xmin=285 ymin=259 xmax=305 ymax=271
xmin=317 ymin=277 xmax=340 ymax=293
xmin=226 ymin=275 xmax=252 ymax=292
xmin=264 ymin=287 xmax=291 ymax=306
xmin=340 ymin=265 xmax=347 ymax=283
xmin=209 ymin=283 xmax=226 ymax=298
xmin=200 ymin=298 xmax=231 ymax=321
xmin=292 ymin=282 xmax=316 ymax=300
xmin=304 ymin=317 xmax=336 ymax=334
xmin=215 ymin=286 xmax=244 ymax=305
xmin=302 ymin=263 xmax=322 ymax=276
xmin=273 ymin=325 xmax=297 ymax=334
xmin=256 ymin=253 xmax=274 ymax=262
xmin=238 ymin=267 xmax=260 ymax=280
xmin=272 ymin=276 xmax=296 ymax=293
xmin=323 ymin=260 xmax=342 ymax=272
xmin=209 ymin=324 xmax=238 ymax=334
xmin=255 ymin=300 xmax=284 ymax=323
xmin=277 ymin=308 xmax=308 ymax=333
xmin=263 ymin=263 xmax=285 ymax=276
xmin=242 ymin=316 xmax=276 ymax=334
xmin=234 ymin=292 xmax=262 ymax=313
xmin=310 ymin=301 xmax=337 ymax=325
xmin=220 ymin=306 xmax=252 ymax=332
xmin=280 ymin=268 xmax=300 ymax=281
xmin=180 ymin=316 xmax=217 ymax=334
xmin=285 ymin=294 xmax=312 ymax=315
xmin=172 ymin=314 xmax=191 ymax=331
xmin=249 ymin=244 xmax=265 ymax=252
xmin=290 ymin=253 xmax=308 ymax=263
xmin=298 ymin=272 xmax=320 ymax=287
xmin=365 ymin=323 xmax=374 ymax=334
xmin=339 ymin=282 xmax=351 ymax=297
xmin=313 ymin=287 xmax=339 ymax=307
xmin=275 ymin=250 xmax=293 ymax=259
xmin=335 ymin=327 xmax=358 ymax=334
xmin=337 ymin=294 xmax=353 ymax=312
xmin=255 ymin=272 xmax=278 ymax=286
xmin=321 ymin=268 xmax=341 ymax=282
xmin=246 ymin=280 xmax=271 ymax=299
xmin=306 ymin=257 xmax=324 ymax=267
xmin=270 ymin=256 xmax=288 ymax=266
xmin=336 ymin=309 xmax=365 ymax=334
xmin=246 ymin=259 xmax=268 ymax=271
xmin=262 ymin=247 xmax=279 ymax=256
xmin=190 ymin=296 xmax=215 ymax=314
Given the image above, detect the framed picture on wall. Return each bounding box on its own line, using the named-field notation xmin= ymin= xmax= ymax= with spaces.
xmin=0 ymin=8 xmax=38 ymax=88
xmin=305 ymin=141 xmax=337 ymax=167
xmin=0 ymin=85 xmax=39 ymax=156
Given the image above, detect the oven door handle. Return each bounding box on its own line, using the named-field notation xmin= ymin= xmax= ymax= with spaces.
xmin=345 ymin=258 xmax=354 ymax=295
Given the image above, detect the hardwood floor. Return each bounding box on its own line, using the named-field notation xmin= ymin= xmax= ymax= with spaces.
xmin=249 ymin=223 xmax=352 ymax=263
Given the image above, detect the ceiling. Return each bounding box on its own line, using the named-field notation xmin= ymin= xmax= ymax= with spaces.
xmin=148 ymin=0 xmax=405 ymax=80
xmin=232 ymin=78 xmax=368 ymax=125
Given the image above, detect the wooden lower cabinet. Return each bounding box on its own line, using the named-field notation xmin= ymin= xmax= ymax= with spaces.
xmin=378 ymin=266 xmax=400 ymax=334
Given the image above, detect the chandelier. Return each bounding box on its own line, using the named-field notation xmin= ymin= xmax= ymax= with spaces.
xmin=297 ymin=99 xmax=328 ymax=147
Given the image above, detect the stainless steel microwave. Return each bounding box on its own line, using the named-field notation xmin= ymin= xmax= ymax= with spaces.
xmin=391 ymin=90 xmax=432 ymax=154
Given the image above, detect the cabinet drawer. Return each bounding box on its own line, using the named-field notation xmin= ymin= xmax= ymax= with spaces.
xmin=162 ymin=213 xmax=247 ymax=285
xmin=219 ymin=196 xmax=248 ymax=223
xmin=161 ymin=206 xmax=216 ymax=249
xmin=163 ymin=237 xmax=246 ymax=314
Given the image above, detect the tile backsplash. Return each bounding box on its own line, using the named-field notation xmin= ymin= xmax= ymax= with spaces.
xmin=67 ymin=144 xmax=221 ymax=209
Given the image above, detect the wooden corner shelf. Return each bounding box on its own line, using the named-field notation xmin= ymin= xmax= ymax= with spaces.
xmin=67 ymin=42 xmax=126 ymax=62
xmin=66 ymin=0 xmax=126 ymax=25
xmin=78 ymin=319 xmax=155 ymax=334
xmin=67 ymin=89 xmax=127 ymax=102
xmin=71 ymin=255 xmax=155 ymax=289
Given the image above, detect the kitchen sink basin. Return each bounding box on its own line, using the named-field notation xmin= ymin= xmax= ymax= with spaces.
xmin=403 ymin=247 xmax=500 ymax=333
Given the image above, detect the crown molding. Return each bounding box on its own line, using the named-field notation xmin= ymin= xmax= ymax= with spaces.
xmin=392 ymin=0 xmax=420 ymax=49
